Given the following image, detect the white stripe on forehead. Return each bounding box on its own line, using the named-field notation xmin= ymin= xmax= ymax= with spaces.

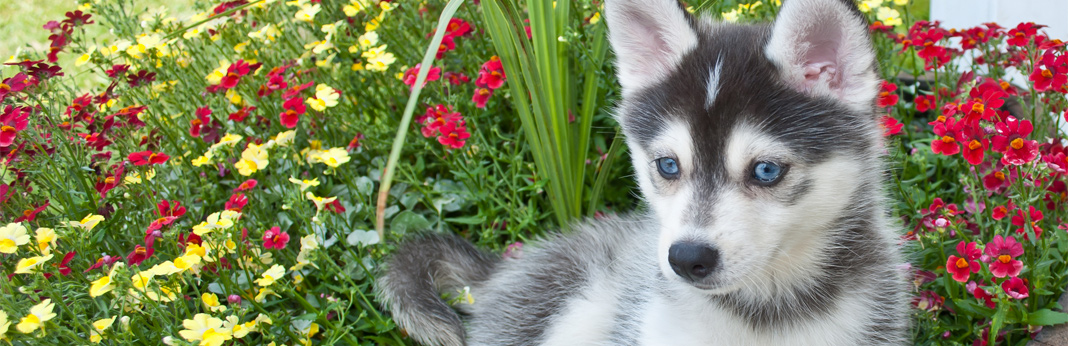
xmin=705 ymin=58 xmax=724 ymax=110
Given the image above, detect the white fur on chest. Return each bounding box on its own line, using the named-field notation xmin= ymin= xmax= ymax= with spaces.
xmin=637 ymin=292 xmax=872 ymax=346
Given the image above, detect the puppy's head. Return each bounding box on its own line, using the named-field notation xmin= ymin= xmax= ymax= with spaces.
xmin=605 ymin=0 xmax=882 ymax=293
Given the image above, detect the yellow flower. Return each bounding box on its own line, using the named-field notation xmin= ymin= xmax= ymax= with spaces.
xmin=256 ymin=264 xmax=286 ymax=287
xmin=361 ymin=44 xmax=396 ymax=72
xmin=90 ymin=263 xmax=123 ymax=297
xmin=288 ymin=177 xmax=320 ymax=192
xmin=148 ymin=261 xmax=182 ymax=276
xmin=248 ymin=24 xmax=280 ymax=42
xmin=174 ymin=254 xmax=203 ymax=272
xmin=254 ymin=287 xmax=278 ymax=303
xmin=202 ymin=293 xmax=227 ymax=313
xmin=185 ymin=243 xmax=208 ymax=258
xmin=308 ymin=147 xmax=350 ymax=168
xmin=205 ymin=60 xmax=231 ymax=85
xmin=179 ymin=314 xmax=232 ymax=346
xmin=357 ymin=31 xmax=378 ymax=49
xmin=14 ymin=254 xmax=53 ymax=274
xmin=876 ymin=7 xmax=902 ymax=27
xmin=589 ymin=12 xmax=601 ymax=24
xmin=124 ymin=169 xmax=156 ymax=184
xmin=858 ymin=0 xmax=883 ymax=12
xmin=306 ymin=84 xmax=340 ymax=111
xmin=192 ymin=152 xmax=215 ymax=167
xmin=721 ymin=9 xmax=740 ymax=22
xmin=274 ymin=130 xmax=296 ymax=147
xmin=343 ymin=0 xmax=371 ymax=16
xmin=69 ymin=214 xmax=105 ymax=231
xmin=206 ymin=211 xmax=236 ymax=231
xmin=16 ymin=299 xmax=56 ymax=334
xmin=34 ymin=228 xmax=56 ymax=253
xmin=235 ymin=142 xmax=270 ymax=176
xmin=76 ymin=52 xmax=93 ymax=66
xmin=291 ymin=234 xmax=320 ymax=271
xmin=0 ymin=310 xmax=9 ymax=339
xmin=225 ymin=89 xmax=243 ymax=105
xmin=893 ymin=0 xmax=908 ymax=5
xmin=90 ymin=317 xmax=116 ymax=343
xmin=0 ymin=223 xmax=30 ymax=254
xmin=305 ymin=192 xmax=337 ymax=211
xmin=295 ymin=4 xmax=321 ymax=22
xmin=215 ymin=133 xmax=244 ymax=149
xmin=234 ymin=41 xmax=249 ymax=53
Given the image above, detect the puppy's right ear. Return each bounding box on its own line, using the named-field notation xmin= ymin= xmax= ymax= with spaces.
xmin=605 ymin=0 xmax=698 ymax=96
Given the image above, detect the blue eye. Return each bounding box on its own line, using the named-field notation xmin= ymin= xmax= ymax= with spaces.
xmin=656 ymin=157 xmax=680 ymax=179
xmin=752 ymin=161 xmax=785 ymax=185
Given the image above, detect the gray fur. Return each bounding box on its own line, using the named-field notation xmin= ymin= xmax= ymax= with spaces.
xmin=377 ymin=0 xmax=908 ymax=344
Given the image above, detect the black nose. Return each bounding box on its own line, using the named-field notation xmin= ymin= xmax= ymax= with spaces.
xmin=668 ymin=242 xmax=720 ymax=281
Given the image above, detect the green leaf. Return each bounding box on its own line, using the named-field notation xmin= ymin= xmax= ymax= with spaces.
xmin=1027 ymin=309 xmax=1068 ymax=326
xmin=390 ymin=211 xmax=432 ymax=235
xmin=444 ymin=215 xmax=485 ymax=225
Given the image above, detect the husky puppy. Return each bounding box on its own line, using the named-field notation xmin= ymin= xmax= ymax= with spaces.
xmin=377 ymin=0 xmax=909 ymax=344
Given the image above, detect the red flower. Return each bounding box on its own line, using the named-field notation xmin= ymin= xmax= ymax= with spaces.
xmin=946 ymin=241 xmax=981 ymax=282
xmin=437 ymin=120 xmax=471 ymax=149
xmin=931 ymin=119 xmax=960 ymax=156
xmin=956 ymin=126 xmax=987 ymax=165
xmin=94 ymin=165 xmax=123 ymax=199
xmin=472 ymin=87 xmax=492 ymax=108
xmin=219 ymin=60 xmax=251 ymax=89
xmin=13 ymin=200 xmax=49 ymax=223
xmin=476 ymin=56 xmax=506 ymax=90
xmin=234 ymin=179 xmax=258 ymax=192
xmin=420 ymin=104 xmax=462 ymax=138
xmin=982 ymin=171 xmax=1010 ymax=191
xmin=55 ymin=251 xmax=75 ymax=276
xmin=970 ymin=283 xmax=997 ymax=309
xmin=445 ymin=18 xmax=472 ymax=37
xmin=1029 ymin=50 xmax=1067 ymax=92
xmin=991 ymin=204 xmax=1012 ymax=220
xmin=0 ymin=73 xmax=28 ymax=102
xmin=126 ymin=244 xmax=154 ymax=266
xmin=402 ymin=64 xmax=442 ymax=90
xmin=158 ymin=200 xmax=187 ymax=218
xmin=327 ymin=199 xmax=346 ymax=214
xmin=280 ymin=96 xmax=306 ymax=128
xmin=991 ymin=116 xmax=1038 ymax=165
xmin=347 ymin=133 xmax=365 ymax=151
xmin=128 ymin=150 xmax=170 ymax=165
xmin=1011 ymin=205 xmax=1044 ymax=239
xmin=229 ymin=106 xmax=256 ymax=122
xmin=443 ymin=71 xmax=470 ymax=85
xmin=262 ymin=226 xmax=290 ymax=250
xmin=876 ymin=81 xmax=899 ymax=108
xmin=957 ymin=82 xmax=1005 ymax=126
xmin=105 ymin=64 xmax=130 ymax=79
xmin=0 ymin=105 xmax=30 ymax=147
xmin=435 ymin=35 xmax=456 ymax=59
xmin=225 ymin=193 xmax=248 ymax=212
xmin=912 ymin=290 xmax=945 ymax=312
xmin=1001 ymin=277 xmax=1029 ymax=299
xmin=190 ymin=106 xmax=212 ymax=137
xmin=126 ymin=70 xmax=156 ymax=88
xmin=915 ymin=95 xmax=935 ymax=112
xmin=1006 ymin=22 xmax=1041 ymax=47
xmin=984 ymin=235 xmax=1023 ymax=278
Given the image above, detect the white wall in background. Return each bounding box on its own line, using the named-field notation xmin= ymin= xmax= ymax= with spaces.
xmin=930 ymin=0 xmax=1067 ymax=39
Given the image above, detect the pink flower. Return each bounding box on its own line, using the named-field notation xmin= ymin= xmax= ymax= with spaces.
xmin=876 ymin=81 xmax=899 ymax=108
xmin=476 ymin=56 xmax=506 ymax=90
xmin=915 ymin=95 xmax=935 ymax=112
xmin=957 ymin=126 xmax=987 ymax=165
xmin=437 ymin=120 xmax=471 ymax=149
xmin=982 ymin=170 xmax=1010 ymax=191
xmin=984 ymin=235 xmax=1023 ymax=278
xmin=880 ymin=115 xmax=903 ymax=136
xmin=931 ymin=117 xmax=960 ymax=156
xmin=402 ymin=64 xmax=442 ymax=90
xmin=970 ymin=283 xmax=997 ymax=309
xmin=472 ymin=87 xmax=492 ymax=108
xmin=263 ymin=226 xmax=290 ymax=250
xmin=1011 ymin=205 xmax=1044 ymax=239
xmin=992 ymin=116 xmax=1039 ymax=165
xmin=234 ymin=179 xmax=258 ymax=192
xmin=1001 ymin=277 xmax=1029 ymax=299
xmin=128 ymin=150 xmax=170 ymax=165
xmin=126 ymin=244 xmax=154 ymax=266
xmin=946 ymin=241 xmax=981 ymax=282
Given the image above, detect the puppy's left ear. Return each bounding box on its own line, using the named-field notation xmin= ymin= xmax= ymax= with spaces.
xmin=765 ymin=0 xmax=878 ymax=114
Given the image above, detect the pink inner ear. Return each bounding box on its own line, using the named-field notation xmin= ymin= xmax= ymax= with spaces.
xmin=801 ymin=61 xmax=838 ymax=90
